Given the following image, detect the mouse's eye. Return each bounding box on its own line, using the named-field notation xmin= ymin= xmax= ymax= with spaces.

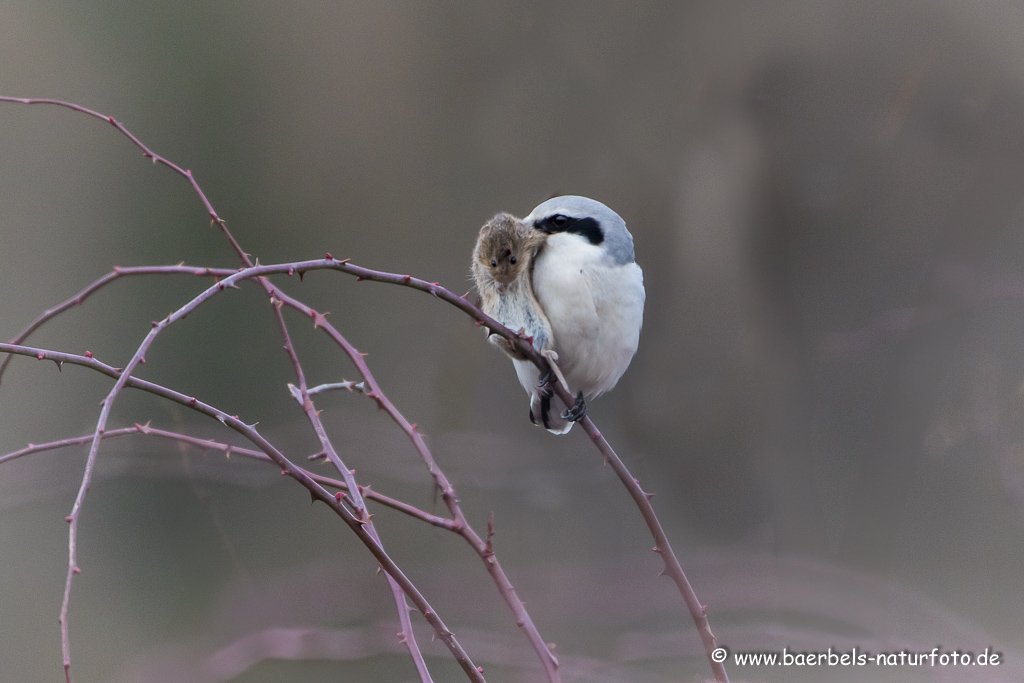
xmin=552 ymin=214 xmax=569 ymax=228
xmin=490 ymin=259 xmax=498 ymax=267
xmin=509 ymin=255 xmax=517 ymax=265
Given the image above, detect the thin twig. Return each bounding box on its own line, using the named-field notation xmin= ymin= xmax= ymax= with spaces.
xmin=0 ymin=342 xmax=485 ymax=683
xmin=1 ymin=253 xmax=721 ymax=680
xmin=267 ymin=285 xmax=562 ymax=681
xmin=0 ymin=265 xmax=234 ymax=386
xmin=0 ymin=425 xmax=457 ymax=531
xmin=327 ymin=263 xmax=730 ymax=681
xmin=0 ymin=95 xmax=725 ymax=681
xmin=265 ymin=294 xmax=433 ymax=681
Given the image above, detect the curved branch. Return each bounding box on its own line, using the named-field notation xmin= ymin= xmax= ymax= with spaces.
xmin=0 ymin=95 xmax=726 ymax=682
xmin=0 ymin=425 xmax=457 ymax=531
xmin=0 ymin=265 xmax=234 ymax=386
xmin=0 ymin=342 xmax=484 ymax=683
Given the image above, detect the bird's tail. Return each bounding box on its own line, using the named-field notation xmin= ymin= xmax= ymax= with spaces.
xmin=529 ymin=393 xmax=573 ymax=435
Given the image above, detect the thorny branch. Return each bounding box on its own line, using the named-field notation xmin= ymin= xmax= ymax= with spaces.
xmin=0 ymin=341 xmax=483 ymax=683
xmin=0 ymin=95 xmax=727 ymax=682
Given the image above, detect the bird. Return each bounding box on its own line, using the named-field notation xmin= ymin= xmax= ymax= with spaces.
xmin=471 ymin=212 xmax=555 ymax=362
xmin=517 ymin=195 xmax=646 ymax=434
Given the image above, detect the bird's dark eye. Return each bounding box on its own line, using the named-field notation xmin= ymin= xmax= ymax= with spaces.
xmin=552 ymin=214 xmax=569 ymax=228
xmin=490 ymin=259 xmax=497 ymax=267
xmin=509 ymin=255 xmax=517 ymax=265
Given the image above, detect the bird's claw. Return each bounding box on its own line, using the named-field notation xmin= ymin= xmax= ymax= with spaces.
xmin=561 ymin=391 xmax=587 ymax=422
xmin=537 ymin=369 xmax=554 ymax=397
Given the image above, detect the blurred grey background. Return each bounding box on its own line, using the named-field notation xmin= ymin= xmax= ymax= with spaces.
xmin=2 ymin=2 xmax=1024 ymax=682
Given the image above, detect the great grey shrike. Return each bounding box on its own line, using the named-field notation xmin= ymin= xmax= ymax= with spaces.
xmin=514 ymin=195 xmax=645 ymax=434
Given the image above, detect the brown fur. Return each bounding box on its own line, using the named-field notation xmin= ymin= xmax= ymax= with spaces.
xmin=471 ymin=212 xmax=553 ymax=359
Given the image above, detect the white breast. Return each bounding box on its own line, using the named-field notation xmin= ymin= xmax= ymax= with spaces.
xmin=532 ymin=233 xmax=645 ymax=398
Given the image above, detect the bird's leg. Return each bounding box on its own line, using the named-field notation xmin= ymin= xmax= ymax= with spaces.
xmin=561 ymin=390 xmax=587 ymax=423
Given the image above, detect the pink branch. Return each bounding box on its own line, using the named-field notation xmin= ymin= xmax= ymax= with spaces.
xmin=0 ymin=265 xmax=234 ymax=386
xmin=0 ymin=253 xmax=559 ymax=679
xmin=343 ymin=270 xmax=729 ymax=681
xmin=265 ymin=296 xmax=433 ymax=681
xmin=89 ymin=261 xmax=474 ymax=681
xmin=0 ymin=341 xmax=485 ymax=682
xmin=0 ymin=95 xmax=725 ymax=682
xmin=267 ymin=285 xmax=562 ymax=681
xmin=574 ymin=417 xmax=728 ymax=682
xmin=2 ymin=253 xmax=721 ymax=680
xmin=0 ymin=424 xmax=457 ymax=531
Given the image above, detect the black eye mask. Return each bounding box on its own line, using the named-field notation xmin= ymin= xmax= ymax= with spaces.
xmin=534 ymin=214 xmax=604 ymax=246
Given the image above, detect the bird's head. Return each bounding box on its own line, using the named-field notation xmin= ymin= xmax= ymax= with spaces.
xmin=523 ymin=195 xmax=635 ymax=265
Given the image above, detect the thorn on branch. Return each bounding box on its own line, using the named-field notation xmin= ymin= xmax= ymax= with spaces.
xmin=36 ymin=353 xmax=44 ymax=360
xmin=325 ymin=252 xmax=332 ymax=260
xmin=85 ymin=351 xmax=92 ymax=358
